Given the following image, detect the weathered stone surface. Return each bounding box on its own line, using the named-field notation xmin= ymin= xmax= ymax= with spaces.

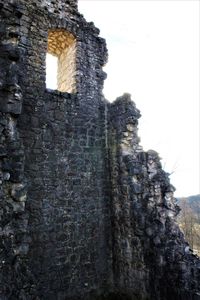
xmin=108 ymin=95 xmax=200 ymax=299
xmin=0 ymin=1 xmax=199 ymax=300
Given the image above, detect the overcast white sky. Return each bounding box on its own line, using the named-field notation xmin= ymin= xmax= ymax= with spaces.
xmin=78 ymin=0 xmax=200 ymax=198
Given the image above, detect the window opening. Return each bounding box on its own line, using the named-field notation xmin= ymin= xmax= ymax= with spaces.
xmin=46 ymin=53 xmax=58 ymax=90
xmin=46 ymin=29 xmax=76 ymax=93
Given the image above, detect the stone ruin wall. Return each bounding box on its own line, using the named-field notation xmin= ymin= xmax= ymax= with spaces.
xmin=0 ymin=1 xmax=111 ymax=299
xmin=108 ymin=96 xmax=200 ymax=299
xmin=0 ymin=1 xmax=200 ymax=300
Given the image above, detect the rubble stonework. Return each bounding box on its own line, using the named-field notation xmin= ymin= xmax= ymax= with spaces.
xmin=0 ymin=1 xmax=199 ymax=299
xmin=108 ymin=95 xmax=200 ymax=300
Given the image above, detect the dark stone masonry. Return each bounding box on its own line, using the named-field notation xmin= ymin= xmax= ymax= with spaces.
xmin=0 ymin=1 xmax=199 ymax=299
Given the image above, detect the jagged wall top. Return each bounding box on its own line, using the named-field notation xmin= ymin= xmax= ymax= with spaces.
xmin=1 ymin=1 xmax=199 ymax=299
xmin=40 ymin=0 xmax=78 ymax=15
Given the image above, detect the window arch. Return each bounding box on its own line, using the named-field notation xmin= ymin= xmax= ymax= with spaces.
xmin=46 ymin=29 xmax=76 ymax=93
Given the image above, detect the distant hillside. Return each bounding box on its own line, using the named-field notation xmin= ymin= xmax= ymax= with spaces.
xmin=177 ymin=195 xmax=200 ymax=256
xmin=177 ymin=194 xmax=200 ymax=215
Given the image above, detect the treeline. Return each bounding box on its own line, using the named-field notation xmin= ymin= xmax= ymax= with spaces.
xmin=177 ymin=195 xmax=200 ymax=256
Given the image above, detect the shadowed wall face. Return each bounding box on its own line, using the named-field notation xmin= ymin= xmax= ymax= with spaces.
xmin=0 ymin=1 xmax=200 ymax=300
xmin=0 ymin=1 xmax=110 ymax=299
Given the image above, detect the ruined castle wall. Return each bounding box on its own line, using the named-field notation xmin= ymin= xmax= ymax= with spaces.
xmin=0 ymin=2 xmax=30 ymax=298
xmin=0 ymin=1 xmax=112 ymax=299
xmin=108 ymin=95 xmax=200 ymax=300
xmin=108 ymin=96 xmax=150 ymax=299
xmin=0 ymin=1 xmax=200 ymax=300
